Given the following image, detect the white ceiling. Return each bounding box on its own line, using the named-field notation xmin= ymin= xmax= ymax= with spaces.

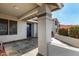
xmin=0 ymin=3 xmax=38 ymax=18
xmin=0 ymin=3 xmax=63 ymax=20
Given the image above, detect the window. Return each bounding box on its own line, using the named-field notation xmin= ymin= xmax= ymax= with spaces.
xmin=0 ymin=19 xmax=8 ymax=35
xmin=9 ymin=20 xmax=17 ymax=35
xmin=0 ymin=18 xmax=17 ymax=35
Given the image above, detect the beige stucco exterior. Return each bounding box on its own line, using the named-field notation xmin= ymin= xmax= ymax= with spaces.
xmin=0 ymin=3 xmax=63 ymax=56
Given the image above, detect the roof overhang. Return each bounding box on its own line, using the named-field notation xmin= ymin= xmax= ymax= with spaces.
xmin=0 ymin=3 xmax=63 ymax=21
xmin=21 ymin=3 xmax=64 ymax=21
xmin=49 ymin=3 xmax=64 ymax=12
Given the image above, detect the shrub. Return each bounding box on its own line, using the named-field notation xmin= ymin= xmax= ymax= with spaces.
xmin=58 ymin=28 xmax=68 ymax=36
xmin=69 ymin=26 xmax=79 ymax=38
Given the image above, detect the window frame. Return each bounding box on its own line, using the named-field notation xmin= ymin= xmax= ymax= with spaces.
xmin=0 ymin=18 xmax=17 ymax=35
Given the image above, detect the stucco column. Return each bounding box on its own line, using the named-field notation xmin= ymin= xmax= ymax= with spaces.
xmin=38 ymin=4 xmax=52 ymax=56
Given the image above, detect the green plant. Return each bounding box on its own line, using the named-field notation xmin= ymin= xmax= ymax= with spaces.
xmin=58 ymin=28 xmax=68 ymax=36
xmin=69 ymin=26 xmax=79 ymax=38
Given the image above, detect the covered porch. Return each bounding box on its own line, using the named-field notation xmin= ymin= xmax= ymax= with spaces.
xmin=0 ymin=3 xmax=64 ymax=56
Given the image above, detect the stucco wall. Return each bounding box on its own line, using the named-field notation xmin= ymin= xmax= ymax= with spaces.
xmin=31 ymin=23 xmax=38 ymax=37
xmin=0 ymin=14 xmax=27 ymax=43
xmin=0 ymin=21 xmax=27 ymax=43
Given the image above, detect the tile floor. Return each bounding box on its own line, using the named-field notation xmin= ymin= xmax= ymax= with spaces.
xmin=4 ymin=38 xmax=38 ymax=56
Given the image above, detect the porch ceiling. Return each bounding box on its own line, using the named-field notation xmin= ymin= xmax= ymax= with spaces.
xmin=0 ymin=3 xmax=63 ymax=20
xmin=0 ymin=3 xmax=38 ymax=18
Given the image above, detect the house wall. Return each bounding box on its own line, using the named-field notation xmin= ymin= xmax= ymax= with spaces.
xmin=31 ymin=23 xmax=34 ymax=37
xmin=52 ymin=23 xmax=56 ymax=34
xmin=31 ymin=23 xmax=38 ymax=37
xmin=52 ymin=19 xmax=59 ymax=34
xmin=0 ymin=14 xmax=27 ymax=43
xmin=33 ymin=23 xmax=38 ymax=37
